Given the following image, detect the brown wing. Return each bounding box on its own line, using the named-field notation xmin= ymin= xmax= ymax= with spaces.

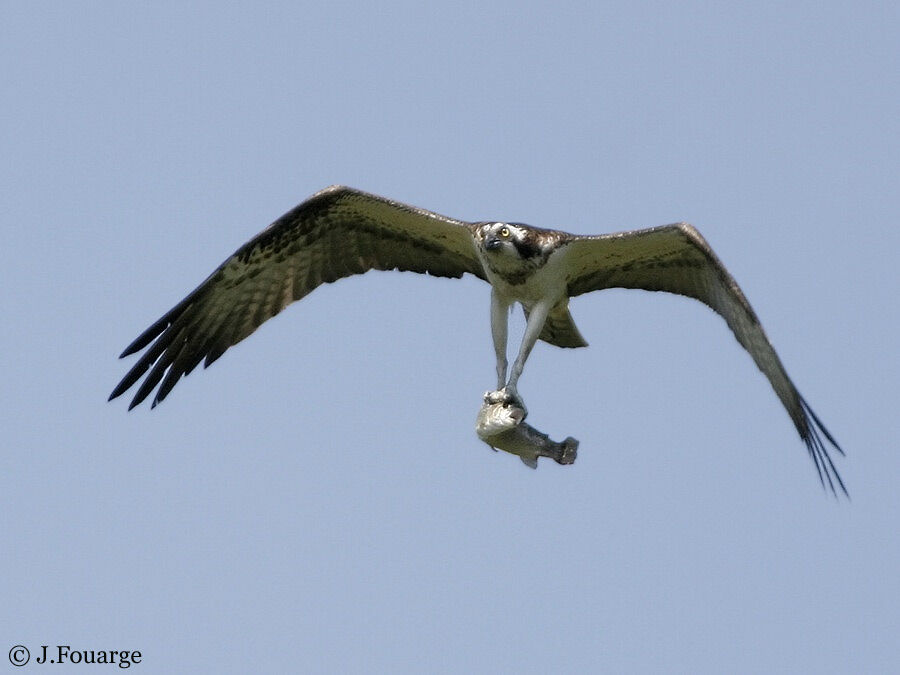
xmin=110 ymin=186 xmax=485 ymax=410
xmin=564 ymin=223 xmax=846 ymax=495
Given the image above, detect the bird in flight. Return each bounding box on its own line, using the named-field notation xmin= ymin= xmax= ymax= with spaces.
xmin=110 ymin=185 xmax=846 ymax=494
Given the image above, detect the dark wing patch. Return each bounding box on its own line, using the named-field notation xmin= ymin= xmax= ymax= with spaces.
xmin=110 ymin=186 xmax=485 ymax=409
xmin=563 ymin=223 xmax=846 ymax=495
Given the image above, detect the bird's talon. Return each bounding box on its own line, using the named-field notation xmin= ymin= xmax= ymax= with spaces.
xmin=484 ymin=390 xmax=505 ymax=405
xmin=489 ymin=387 xmax=526 ymax=417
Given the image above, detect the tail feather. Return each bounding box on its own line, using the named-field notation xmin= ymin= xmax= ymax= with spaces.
xmin=524 ymin=301 xmax=589 ymax=348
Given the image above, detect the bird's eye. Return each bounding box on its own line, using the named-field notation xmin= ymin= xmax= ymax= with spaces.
xmin=500 ymin=227 xmax=510 ymax=238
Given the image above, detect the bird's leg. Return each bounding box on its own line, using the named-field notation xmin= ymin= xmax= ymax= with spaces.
xmin=503 ymin=300 xmax=552 ymax=409
xmin=484 ymin=290 xmax=512 ymax=406
xmin=491 ymin=289 xmax=510 ymax=390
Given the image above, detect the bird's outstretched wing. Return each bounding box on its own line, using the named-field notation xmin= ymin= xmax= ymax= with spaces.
xmin=563 ymin=223 xmax=846 ymax=495
xmin=110 ymin=186 xmax=484 ymax=410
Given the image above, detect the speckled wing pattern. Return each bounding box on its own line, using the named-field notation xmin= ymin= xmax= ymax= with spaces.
xmin=109 ymin=186 xmax=485 ymax=410
xmin=563 ymin=223 xmax=846 ymax=495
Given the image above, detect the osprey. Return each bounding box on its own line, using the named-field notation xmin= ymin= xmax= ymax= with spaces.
xmin=110 ymin=185 xmax=846 ymax=494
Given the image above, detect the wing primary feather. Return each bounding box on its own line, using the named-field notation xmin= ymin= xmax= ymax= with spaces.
xmin=197 ymin=299 xmax=250 ymax=370
xmin=118 ymin=292 xmax=202 ymax=358
xmin=127 ymin=326 xmax=187 ymax=410
xmin=203 ymin=340 xmax=230 ymax=369
xmin=180 ymin=330 xmax=221 ymax=377
xmin=152 ymin=337 xmax=195 ymax=407
xmin=808 ymin=434 xmax=831 ymax=494
xmin=172 ymin=298 xmax=238 ymax=379
xmin=800 ymin=395 xmax=844 ymax=455
xmin=118 ymin=315 xmax=170 ymax=358
xmin=208 ymin=294 xmax=262 ymax=365
xmin=798 ymin=397 xmax=848 ymax=497
xmin=109 ymin=322 xmax=184 ymax=402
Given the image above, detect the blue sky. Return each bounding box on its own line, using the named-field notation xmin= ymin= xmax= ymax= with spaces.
xmin=3 ymin=2 xmax=898 ymax=672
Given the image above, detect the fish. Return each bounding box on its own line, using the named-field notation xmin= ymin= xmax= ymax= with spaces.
xmin=475 ymin=398 xmax=578 ymax=468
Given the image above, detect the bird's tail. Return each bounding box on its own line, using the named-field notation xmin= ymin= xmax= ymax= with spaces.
xmin=525 ymin=301 xmax=589 ymax=348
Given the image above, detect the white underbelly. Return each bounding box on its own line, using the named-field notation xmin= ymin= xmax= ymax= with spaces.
xmin=487 ymin=248 xmax=569 ymax=306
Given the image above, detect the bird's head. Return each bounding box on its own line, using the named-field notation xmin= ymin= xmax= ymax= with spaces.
xmin=477 ymin=222 xmax=541 ymax=259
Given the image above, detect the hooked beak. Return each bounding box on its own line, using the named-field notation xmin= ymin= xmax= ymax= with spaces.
xmin=485 ymin=236 xmax=501 ymax=251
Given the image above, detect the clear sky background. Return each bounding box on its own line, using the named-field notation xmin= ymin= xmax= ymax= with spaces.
xmin=3 ymin=2 xmax=898 ymax=673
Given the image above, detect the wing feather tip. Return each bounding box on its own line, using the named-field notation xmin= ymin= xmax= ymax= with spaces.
xmin=119 ymin=337 xmax=151 ymax=359
xmin=801 ymin=426 xmax=848 ymax=499
xmin=790 ymin=393 xmax=848 ymax=497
